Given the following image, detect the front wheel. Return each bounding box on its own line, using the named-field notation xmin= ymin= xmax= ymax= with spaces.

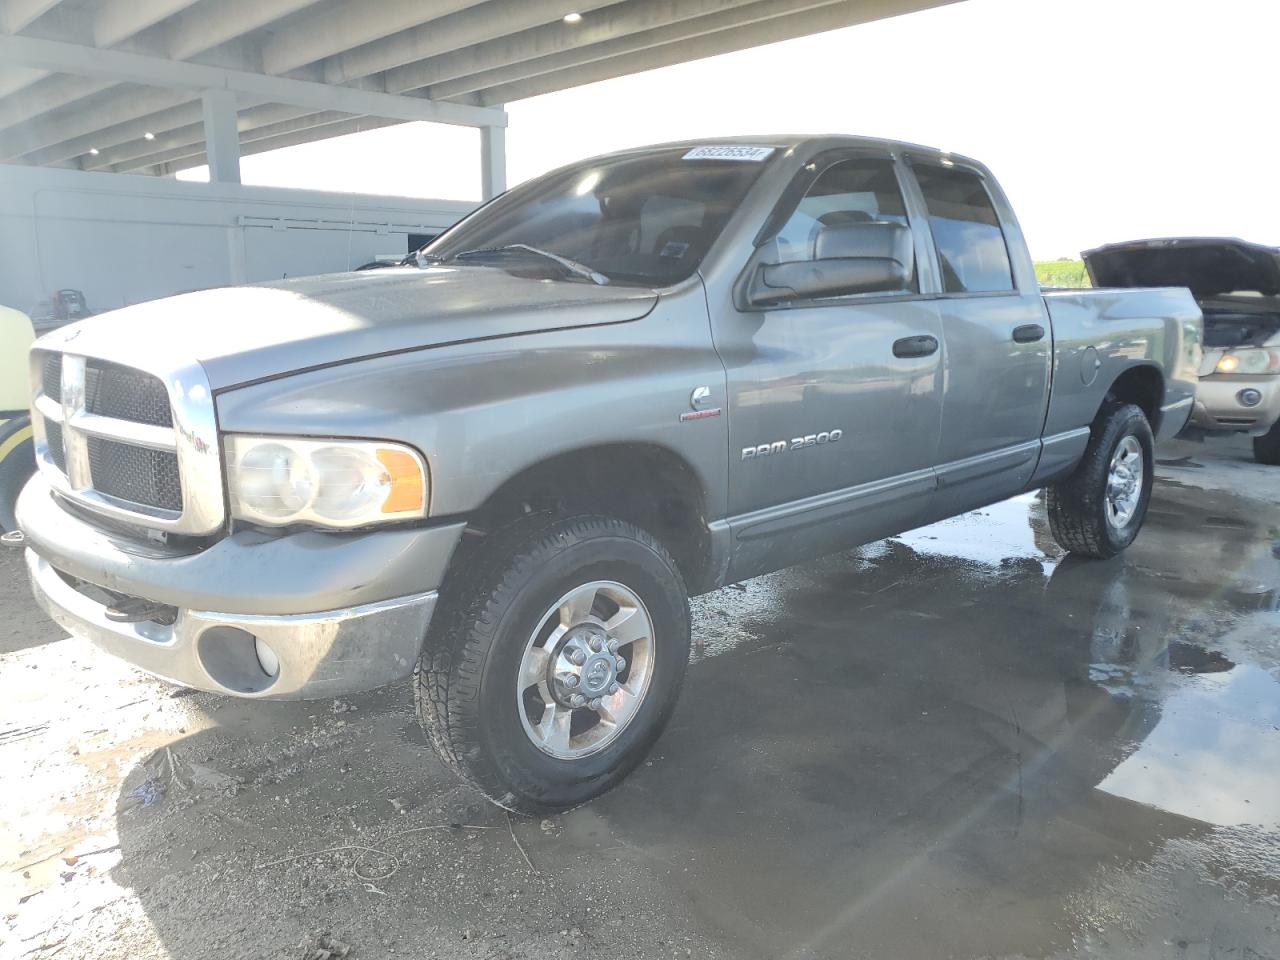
xmin=1046 ymin=402 xmax=1154 ymax=559
xmin=416 ymin=514 xmax=690 ymax=813
xmin=1253 ymin=419 xmax=1280 ymax=465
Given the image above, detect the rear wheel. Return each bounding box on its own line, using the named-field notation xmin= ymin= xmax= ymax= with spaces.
xmin=416 ymin=514 xmax=689 ymax=813
xmin=1253 ymin=420 xmax=1280 ymax=465
xmin=1047 ymin=402 xmax=1154 ymax=559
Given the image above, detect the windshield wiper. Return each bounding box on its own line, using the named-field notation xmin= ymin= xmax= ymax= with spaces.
xmin=448 ymin=244 xmax=609 ymax=285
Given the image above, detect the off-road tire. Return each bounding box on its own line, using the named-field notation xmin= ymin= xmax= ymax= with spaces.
xmin=1046 ymin=402 xmax=1154 ymax=559
xmin=415 ymin=514 xmax=690 ymax=813
xmin=1253 ymin=420 xmax=1280 ymax=466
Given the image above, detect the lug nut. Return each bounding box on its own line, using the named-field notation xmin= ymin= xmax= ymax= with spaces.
xmin=607 ymin=682 xmax=620 ymax=694
xmin=570 ymin=694 xmax=587 ymax=707
xmin=607 ymin=638 xmax=619 ymax=653
xmin=589 ymin=634 xmax=604 ymax=652
xmin=615 ymin=656 xmax=626 ymax=670
xmin=589 ymin=698 xmax=603 ymax=710
xmin=559 ymin=673 xmax=579 ymax=688
xmin=566 ymin=647 xmax=586 ymax=666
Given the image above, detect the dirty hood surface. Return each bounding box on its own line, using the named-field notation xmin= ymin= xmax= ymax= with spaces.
xmin=38 ymin=266 xmax=658 ymax=390
xmin=1084 ymin=237 xmax=1280 ymax=299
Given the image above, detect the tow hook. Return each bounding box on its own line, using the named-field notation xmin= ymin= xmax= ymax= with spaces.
xmin=104 ymin=596 xmax=178 ymax=625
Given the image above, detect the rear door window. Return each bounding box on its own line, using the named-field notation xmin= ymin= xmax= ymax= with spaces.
xmin=912 ymin=164 xmax=1014 ymax=293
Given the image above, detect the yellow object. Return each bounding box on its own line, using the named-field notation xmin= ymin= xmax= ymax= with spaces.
xmin=1215 ymin=353 xmax=1239 ymax=374
xmin=0 ymin=304 xmax=35 ymax=412
xmin=0 ymin=423 xmax=33 ymax=464
xmin=377 ymin=447 xmax=427 ymax=513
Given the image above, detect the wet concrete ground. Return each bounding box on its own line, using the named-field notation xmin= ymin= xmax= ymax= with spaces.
xmin=2 ymin=433 xmax=1278 ymax=960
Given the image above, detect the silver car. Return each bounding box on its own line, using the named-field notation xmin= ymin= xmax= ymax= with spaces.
xmin=1085 ymin=237 xmax=1280 ymax=464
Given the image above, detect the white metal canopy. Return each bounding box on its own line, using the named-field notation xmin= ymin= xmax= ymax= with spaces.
xmin=0 ymin=0 xmax=960 ymax=195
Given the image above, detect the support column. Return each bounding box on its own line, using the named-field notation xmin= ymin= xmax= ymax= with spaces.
xmin=201 ymin=88 xmax=240 ymax=184
xmin=480 ymin=121 xmax=506 ymax=200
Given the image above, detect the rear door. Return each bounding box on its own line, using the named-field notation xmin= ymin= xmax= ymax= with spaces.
xmin=712 ymin=149 xmax=944 ymax=580
xmin=903 ymin=159 xmax=1052 ymax=520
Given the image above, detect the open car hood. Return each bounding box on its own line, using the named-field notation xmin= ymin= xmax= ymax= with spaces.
xmin=1083 ymin=238 xmax=1280 ymax=299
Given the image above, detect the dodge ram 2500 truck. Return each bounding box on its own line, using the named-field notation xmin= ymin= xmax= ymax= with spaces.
xmin=18 ymin=137 xmax=1202 ymax=812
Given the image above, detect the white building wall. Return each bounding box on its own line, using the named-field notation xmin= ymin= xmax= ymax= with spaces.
xmin=0 ymin=164 xmax=476 ymax=316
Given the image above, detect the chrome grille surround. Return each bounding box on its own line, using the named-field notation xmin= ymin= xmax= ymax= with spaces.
xmin=29 ymin=349 xmax=224 ymax=535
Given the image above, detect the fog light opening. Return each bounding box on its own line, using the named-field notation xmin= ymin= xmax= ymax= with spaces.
xmin=196 ymin=626 xmax=279 ymax=694
xmin=1237 ymin=388 xmax=1263 ymax=408
xmin=254 ymin=637 xmax=280 ymax=678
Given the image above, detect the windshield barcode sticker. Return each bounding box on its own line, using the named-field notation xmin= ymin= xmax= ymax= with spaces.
xmin=682 ymin=145 xmax=775 ymax=162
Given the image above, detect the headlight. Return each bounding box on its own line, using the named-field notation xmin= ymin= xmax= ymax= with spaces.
xmin=1215 ymin=347 xmax=1280 ymax=375
xmin=225 ymin=436 xmax=428 ymax=528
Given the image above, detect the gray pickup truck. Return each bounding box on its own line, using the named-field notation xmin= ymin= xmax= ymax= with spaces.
xmin=18 ymin=136 xmax=1201 ymax=812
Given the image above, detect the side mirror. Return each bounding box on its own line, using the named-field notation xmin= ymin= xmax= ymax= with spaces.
xmin=749 ymin=221 xmax=914 ymax=306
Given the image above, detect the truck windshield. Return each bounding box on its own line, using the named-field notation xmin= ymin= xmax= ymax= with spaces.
xmin=421 ymin=147 xmax=775 ymax=286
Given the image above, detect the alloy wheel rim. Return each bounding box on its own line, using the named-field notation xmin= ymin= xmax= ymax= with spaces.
xmin=1105 ymin=435 xmax=1144 ymax=530
xmin=516 ymin=580 xmax=655 ymax=760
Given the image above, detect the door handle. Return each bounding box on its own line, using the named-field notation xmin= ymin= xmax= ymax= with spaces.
xmin=1012 ymin=323 xmax=1046 ymax=344
xmin=892 ymin=335 xmax=939 ymax=358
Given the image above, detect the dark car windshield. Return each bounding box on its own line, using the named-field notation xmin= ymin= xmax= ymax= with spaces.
xmin=421 ymin=146 xmax=777 ymax=286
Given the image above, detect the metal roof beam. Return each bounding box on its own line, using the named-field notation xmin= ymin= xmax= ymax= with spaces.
xmin=110 ymin=108 xmax=355 ymax=171
xmin=0 ymin=65 xmax=48 ymax=100
xmin=325 ymin=0 xmax=617 ymax=85
xmin=14 ymin=95 xmax=272 ymax=165
xmin=93 ymin=0 xmax=203 ymax=48
xmin=150 ymin=115 xmax=410 ymax=176
xmin=0 ymin=84 xmax=189 ymax=160
xmin=1 ymin=0 xmax=64 ymax=33
xmin=163 ymin=0 xmax=325 ymax=61
xmin=385 ymin=0 xmax=774 ymax=95
xmin=0 ymin=75 xmax=113 ymax=133
xmin=83 ymin=103 xmax=307 ymax=169
xmin=470 ymin=0 xmax=959 ymax=105
xmin=0 ymin=34 xmax=508 ymax=127
xmin=422 ymin=0 xmax=851 ymax=101
xmin=260 ymin=0 xmax=485 ymax=76
xmin=0 ymin=1 xmax=320 ymax=151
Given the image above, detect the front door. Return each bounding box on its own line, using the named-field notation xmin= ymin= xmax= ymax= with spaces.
xmin=710 ymin=152 xmax=944 ymax=580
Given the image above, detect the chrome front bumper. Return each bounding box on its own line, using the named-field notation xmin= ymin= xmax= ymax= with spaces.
xmin=18 ymin=474 xmax=463 ymax=699
xmin=27 ymin=550 xmax=436 ymax=698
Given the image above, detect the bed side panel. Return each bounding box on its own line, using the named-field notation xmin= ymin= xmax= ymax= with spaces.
xmin=1041 ymin=287 xmax=1202 ymax=441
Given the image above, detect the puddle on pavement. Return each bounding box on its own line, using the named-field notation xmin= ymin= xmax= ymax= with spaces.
xmin=1100 ymin=663 xmax=1280 ymax=827
xmin=660 ymin=478 xmax=1280 ymax=956
xmin=892 ymin=490 xmax=1063 ymax=572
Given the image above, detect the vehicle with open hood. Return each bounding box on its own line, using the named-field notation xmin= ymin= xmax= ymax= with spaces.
xmin=1084 ymin=237 xmax=1280 ymax=463
xmin=17 ymin=137 xmax=1201 ymax=811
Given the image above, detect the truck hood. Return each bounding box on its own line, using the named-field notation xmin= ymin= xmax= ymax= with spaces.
xmin=1083 ymin=237 xmax=1280 ymax=299
xmin=38 ymin=266 xmax=658 ymax=390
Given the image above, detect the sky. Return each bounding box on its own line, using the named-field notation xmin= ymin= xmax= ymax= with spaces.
xmin=179 ymin=0 xmax=1280 ymax=260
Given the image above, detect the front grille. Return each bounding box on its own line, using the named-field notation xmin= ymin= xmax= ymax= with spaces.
xmin=87 ymin=437 xmax=183 ymax=512
xmin=31 ymin=348 xmax=220 ymax=532
xmin=85 ymin=360 xmax=172 ymax=427
xmin=45 ymin=420 xmax=66 ymax=472
xmin=43 ymin=354 xmax=62 ymax=399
